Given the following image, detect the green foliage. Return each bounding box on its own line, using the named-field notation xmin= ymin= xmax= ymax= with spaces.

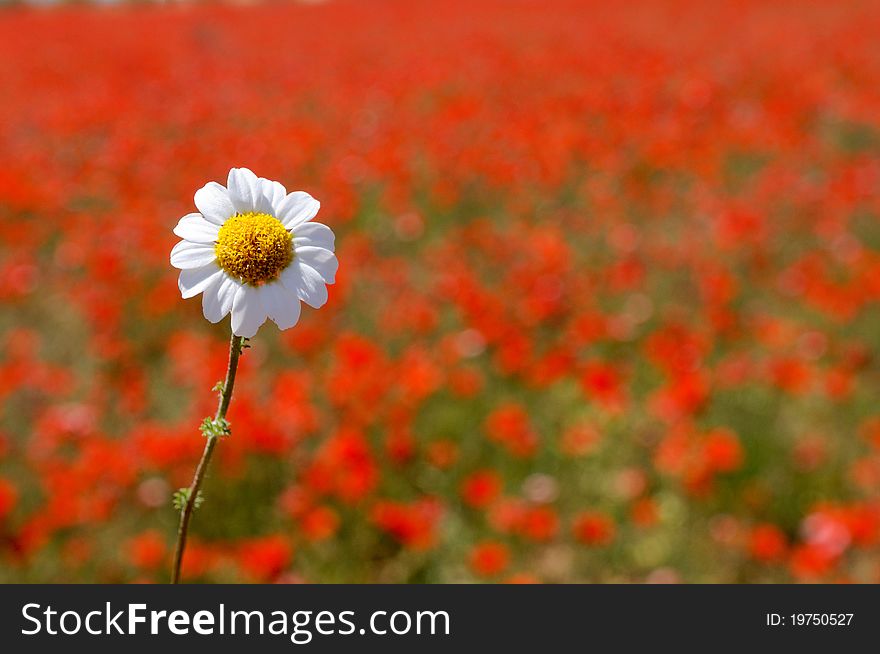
xmin=200 ymin=417 xmax=231 ymax=439
xmin=172 ymin=488 xmax=205 ymax=512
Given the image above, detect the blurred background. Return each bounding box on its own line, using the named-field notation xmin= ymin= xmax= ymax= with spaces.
xmin=1 ymin=0 xmax=880 ymax=583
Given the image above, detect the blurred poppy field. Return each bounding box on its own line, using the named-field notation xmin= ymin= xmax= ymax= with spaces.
xmin=2 ymin=0 xmax=880 ymax=583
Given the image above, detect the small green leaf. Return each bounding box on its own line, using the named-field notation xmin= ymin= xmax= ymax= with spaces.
xmin=172 ymin=488 xmax=205 ymax=512
xmin=172 ymin=488 xmax=189 ymax=511
xmin=199 ymin=416 xmax=231 ymax=438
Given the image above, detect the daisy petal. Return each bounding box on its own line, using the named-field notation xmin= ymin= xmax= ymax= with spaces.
xmin=259 ymin=282 xmax=302 ymax=330
xmin=292 ymin=222 xmax=335 ymax=252
xmin=173 ymin=213 xmax=220 ymax=244
xmin=178 ymin=264 xmax=224 ymax=299
xmin=295 ymin=246 xmax=338 ymax=284
xmin=281 ymin=260 xmax=329 ymax=309
xmin=202 ymin=274 xmax=239 ymax=323
xmin=170 ymin=240 xmax=217 ymax=269
xmin=227 ymin=167 xmax=270 ymax=215
xmin=261 ymin=178 xmax=287 ymax=213
xmin=231 ymin=284 xmax=268 ymax=338
xmin=194 ymin=182 xmax=234 ymax=225
xmin=276 ymin=191 xmax=320 ymax=229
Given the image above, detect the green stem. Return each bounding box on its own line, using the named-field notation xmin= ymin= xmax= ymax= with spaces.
xmin=171 ymin=333 xmax=245 ymax=584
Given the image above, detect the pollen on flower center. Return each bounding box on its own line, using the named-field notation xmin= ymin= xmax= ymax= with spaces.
xmin=215 ymin=212 xmax=293 ymax=286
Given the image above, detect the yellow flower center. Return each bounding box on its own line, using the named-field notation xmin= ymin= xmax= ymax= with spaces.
xmin=215 ymin=212 xmax=293 ymax=286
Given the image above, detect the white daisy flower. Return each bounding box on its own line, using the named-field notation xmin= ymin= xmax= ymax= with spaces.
xmin=170 ymin=167 xmax=337 ymax=338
